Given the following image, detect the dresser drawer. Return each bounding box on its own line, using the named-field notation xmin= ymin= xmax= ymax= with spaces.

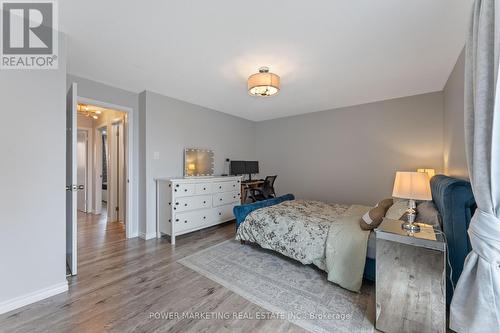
xmin=174 ymin=209 xmax=211 ymax=233
xmin=213 ymin=191 xmax=240 ymax=207
xmin=173 ymin=183 xmax=196 ymax=197
xmin=213 ymin=180 xmax=240 ymax=193
xmin=195 ymin=183 xmax=212 ymax=194
xmin=213 ymin=204 xmax=236 ymax=221
xmin=174 ymin=195 xmax=211 ymax=212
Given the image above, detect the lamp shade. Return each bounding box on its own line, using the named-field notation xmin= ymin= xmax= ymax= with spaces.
xmin=248 ymin=67 xmax=280 ymax=96
xmin=392 ymin=171 xmax=432 ymax=201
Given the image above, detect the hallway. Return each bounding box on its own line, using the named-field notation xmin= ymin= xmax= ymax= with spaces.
xmin=77 ymin=211 xmax=126 ymax=257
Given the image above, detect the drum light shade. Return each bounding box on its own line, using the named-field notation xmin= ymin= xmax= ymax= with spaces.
xmin=248 ymin=67 xmax=280 ymax=96
xmin=392 ymin=171 xmax=432 ymax=201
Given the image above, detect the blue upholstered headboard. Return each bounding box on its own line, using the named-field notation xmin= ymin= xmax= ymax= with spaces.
xmin=430 ymin=175 xmax=476 ymax=304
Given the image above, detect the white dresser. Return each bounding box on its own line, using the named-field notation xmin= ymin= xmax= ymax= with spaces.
xmin=156 ymin=176 xmax=242 ymax=244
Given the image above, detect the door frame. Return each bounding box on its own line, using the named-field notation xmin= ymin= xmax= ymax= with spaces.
xmin=77 ymin=96 xmax=135 ymax=239
xmin=77 ymin=127 xmax=92 ymax=213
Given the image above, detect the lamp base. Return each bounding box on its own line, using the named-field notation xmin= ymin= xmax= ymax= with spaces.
xmin=401 ymin=221 xmax=421 ymax=232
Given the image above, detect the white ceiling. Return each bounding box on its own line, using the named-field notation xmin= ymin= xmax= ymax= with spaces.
xmin=60 ymin=0 xmax=472 ymax=121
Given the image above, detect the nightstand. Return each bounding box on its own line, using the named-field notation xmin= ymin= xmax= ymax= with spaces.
xmin=375 ymin=218 xmax=446 ymax=333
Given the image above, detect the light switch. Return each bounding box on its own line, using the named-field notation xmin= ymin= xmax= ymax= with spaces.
xmin=153 ymin=152 xmax=160 ymax=160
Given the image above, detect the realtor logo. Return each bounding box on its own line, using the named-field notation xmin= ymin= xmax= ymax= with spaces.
xmin=1 ymin=0 xmax=58 ymax=69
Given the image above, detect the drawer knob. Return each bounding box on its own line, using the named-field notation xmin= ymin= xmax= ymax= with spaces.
xmin=184 ymin=203 xmax=188 ymax=206
xmin=220 ymin=198 xmax=223 ymax=201
xmin=203 ymin=201 xmax=206 ymax=204
xmin=219 ymin=186 xmax=222 ymax=189
xmin=174 ymin=207 xmax=176 ymax=210
xmin=233 ymin=196 xmax=236 ymax=199
xmin=175 ymin=202 xmax=179 ymax=205
xmin=176 ymin=184 xmax=179 ymax=187
xmin=184 ymin=220 xmax=187 ymax=223
xmin=184 ymin=189 xmax=188 ymax=192
xmin=175 ymin=219 xmax=179 ymax=222
xmin=233 ymin=184 xmax=235 ymax=187
xmin=203 ymin=187 xmax=206 ymax=190
xmin=168 ymin=202 xmax=171 ymax=205
xmin=219 ymin=212 xmax=222 ymax=216
xmin=203 ymin=216 xmax=206 ymax=219
xmin=174 ymin=189 xmax=177 ymax=192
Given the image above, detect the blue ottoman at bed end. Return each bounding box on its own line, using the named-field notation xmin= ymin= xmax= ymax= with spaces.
xmin=233 ymin=194 xmax=295 ymax=229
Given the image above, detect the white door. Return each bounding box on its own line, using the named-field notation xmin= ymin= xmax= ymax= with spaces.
xmin=108 ymin=121 xmax=124 ymax=222
xmin=77 ymin=130 xmax=88 ymax=212
xmin=66 ymin=83 xmax=78 ymax=276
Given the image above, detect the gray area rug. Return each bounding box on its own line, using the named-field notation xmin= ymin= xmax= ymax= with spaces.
xmin=178 ymin=240 xmax=375 ymax=333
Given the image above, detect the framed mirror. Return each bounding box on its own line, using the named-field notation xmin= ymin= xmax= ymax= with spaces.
xmin=184 ymin=148 xmax=215 ymax=177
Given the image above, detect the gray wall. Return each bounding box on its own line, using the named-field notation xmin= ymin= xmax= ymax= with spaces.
xmin=67 ymin=74 xmax=140 ymax=236
xmin=256 ymin=92 xmax=444 ymax=205
xmin=0 ymin=36 xmax=67 ymax=309
xmin=443 ymin=49 xmax=468 ymax=179
xmin=141 ymin=91 xmax=256 ymax=237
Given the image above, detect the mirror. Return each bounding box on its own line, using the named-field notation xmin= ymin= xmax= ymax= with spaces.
xmin=184 ymin=148 xmax=214 ymax=177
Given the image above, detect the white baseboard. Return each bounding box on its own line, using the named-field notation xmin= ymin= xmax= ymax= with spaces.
xmin=128 ymin=230 xmax=139 ymax=239
xmin=139 ymin=232 xmax=157 ymax=240
xmin=0 ymin=281 xmax=68 ymax=315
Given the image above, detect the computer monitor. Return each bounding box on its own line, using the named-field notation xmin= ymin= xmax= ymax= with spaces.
xmin=230 ymin=160 xmax=259 ymax=180
xmin=230 ymin=161 xmax=246 ymax=176
xmin=245 ymin=161 xmax=259 ymax=176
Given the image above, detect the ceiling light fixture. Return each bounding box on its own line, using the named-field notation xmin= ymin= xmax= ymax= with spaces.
xmin=248 ymin=66 xmax=280 ymax=97
xmin=77 ymin=103 xmax=100 ymax=120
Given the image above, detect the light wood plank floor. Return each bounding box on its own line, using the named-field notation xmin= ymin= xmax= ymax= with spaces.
xmin=0 ymin=212 xmax=306 ymax=333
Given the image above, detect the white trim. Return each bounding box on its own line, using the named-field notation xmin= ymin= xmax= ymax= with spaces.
xmin=139 ymin=232 xmax=157 ymax=240
xmin=0 ymin=281 xmax=68 ymax=315
xmin=77 ymin=96 xmax=136 ymax=239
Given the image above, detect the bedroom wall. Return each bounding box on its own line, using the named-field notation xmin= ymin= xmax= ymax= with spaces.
xmin=443 ymin=48 xmax=468 ymax=179
xmin=0 ymin=35 xmax=68 ymax=313
xmin=255 ymin=92 xmax=444 ymax=206
xmin=67 ymin=74 xmax=140 ymax=237
xmin=140 ymin=91 xmax=256 ymax=238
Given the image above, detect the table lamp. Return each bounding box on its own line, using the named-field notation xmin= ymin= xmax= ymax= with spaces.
xmin=417 ymin=168 xmax=436 ymax=179
xmin=392 ymin=171 xmax=432 ymax=232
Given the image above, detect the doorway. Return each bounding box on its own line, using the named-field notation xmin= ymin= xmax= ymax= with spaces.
xmin=66 ymin=87 xmax=134 ymax=276
xmin=77 ymin=104 xmax=127 ymax=221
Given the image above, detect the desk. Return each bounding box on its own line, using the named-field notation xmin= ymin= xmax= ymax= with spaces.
xmin=241 ymin=180 xmax=264 ymax=204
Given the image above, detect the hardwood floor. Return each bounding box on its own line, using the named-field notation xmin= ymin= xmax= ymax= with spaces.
xmin=0 ymin=212 xmax=305 ymax=333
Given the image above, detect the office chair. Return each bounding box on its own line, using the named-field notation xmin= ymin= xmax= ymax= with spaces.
xmin=249 ymin=175 xmax=277 ymax=202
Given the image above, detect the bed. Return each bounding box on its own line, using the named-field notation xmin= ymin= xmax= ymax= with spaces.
xmin=234 ymin=175 xmax=475 ymax=301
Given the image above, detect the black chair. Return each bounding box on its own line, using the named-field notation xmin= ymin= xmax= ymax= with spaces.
xmin=249 ymin=176 xmax=277 ymax=202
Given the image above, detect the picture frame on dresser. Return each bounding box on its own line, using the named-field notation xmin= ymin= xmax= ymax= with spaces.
xmin=156 ymin=176 xmax=242 ymax=244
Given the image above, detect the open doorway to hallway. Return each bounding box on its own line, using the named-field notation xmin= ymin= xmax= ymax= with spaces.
xmin=75 ymin=103 xmax=128 ymax=253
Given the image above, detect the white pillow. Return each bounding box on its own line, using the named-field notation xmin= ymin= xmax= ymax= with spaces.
xmin=385 ymin=200 xmax=409 ymax=220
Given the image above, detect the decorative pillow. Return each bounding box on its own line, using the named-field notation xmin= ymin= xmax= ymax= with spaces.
xmin=416 ymin=201 xmax=442 ymax=230
xmin=377 ymin=198 xmax=394 ymax=210
xmin=359 ymin=198 xmax=393 ymax=230
xmin=385 ymin=199 xmax=409 ymax=220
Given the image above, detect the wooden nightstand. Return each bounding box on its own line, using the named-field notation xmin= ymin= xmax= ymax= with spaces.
xmin=375 ymin=218 xmax=446 ymax=333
